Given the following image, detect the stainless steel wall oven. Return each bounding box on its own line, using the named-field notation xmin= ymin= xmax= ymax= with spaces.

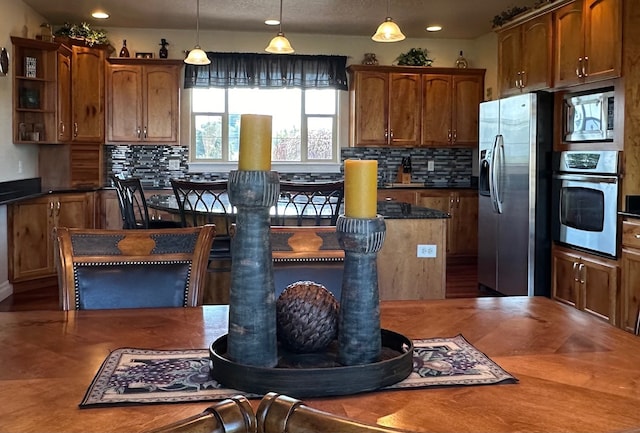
xmin=552 ymin=150 xmax=619 ymax=258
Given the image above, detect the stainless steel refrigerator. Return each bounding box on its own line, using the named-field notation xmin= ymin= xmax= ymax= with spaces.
xmin=477 ymin=92 xmax=553 ymax=296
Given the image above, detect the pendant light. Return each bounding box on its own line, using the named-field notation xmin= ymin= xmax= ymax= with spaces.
xmin=372 ymin=0 xmax=405 ymax=42
xmin=265 ymin=0 xmax=294 ymax=53
xmin=184 ymin=0 xmax=211 ymax=65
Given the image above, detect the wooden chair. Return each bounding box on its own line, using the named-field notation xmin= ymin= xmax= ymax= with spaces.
xmin=56 ymin=225 xmax=215 ymax=310
xmin=111 ymin=175 xmax=181 ymax=229
xmin=170 ymin=178 xmax=233 ymax=263
xmin=271 ymin=226 xmax=344 ymax=298
xmin=273 ymin=180 xmax=344 ymax=226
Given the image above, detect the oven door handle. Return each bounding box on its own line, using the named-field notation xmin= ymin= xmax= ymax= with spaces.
xmin=553 ymin=173 xmax=618 ymax=184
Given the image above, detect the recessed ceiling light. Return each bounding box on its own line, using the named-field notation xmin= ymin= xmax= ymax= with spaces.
xmin=92 ymin=11 xmax=110 ymax=19
xmin=265 ymin=19 xmax=280 ymax=26
xmin=426 ymin=25 xmax=442 ymax=32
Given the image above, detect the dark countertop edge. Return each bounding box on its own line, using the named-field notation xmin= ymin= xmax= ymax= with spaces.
xmin=379 ymin=185 xmax=477 ymax=190
xmin=619 ymin=211 xmax=640 ymax=218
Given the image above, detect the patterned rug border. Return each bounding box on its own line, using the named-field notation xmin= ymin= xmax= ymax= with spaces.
xmin=80 ymin=334 xmax=517 ymax=408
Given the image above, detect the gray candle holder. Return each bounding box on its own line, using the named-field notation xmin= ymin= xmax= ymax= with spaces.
xmin=226 ymin=170 xmax=280 ymax=367
xmin=335 ymin=214 xmax=386 ymax=365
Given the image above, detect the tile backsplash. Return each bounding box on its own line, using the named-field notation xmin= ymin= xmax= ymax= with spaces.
xmin=106 ymin=145 xmax=473 ymax=188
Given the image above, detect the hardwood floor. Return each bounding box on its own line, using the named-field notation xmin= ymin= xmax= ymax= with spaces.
xmin=0 ymin=259 xmax=485 ymax=312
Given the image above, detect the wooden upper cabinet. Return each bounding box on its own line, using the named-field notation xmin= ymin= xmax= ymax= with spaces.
xmin=497 ymin=26 xmax=522 ymax=96
xmin=107 ymin=59 xmax=182 ymax=143
xmin=498 ymin=13 xmax=553 ymax=97
xmin=349 ymin=65 xmax=484 ymax=148
xmin=554 ymin=0 xmax=621 ymax=88
xmin=56 ymin=46 xmax=72 ymax=143
xmin=422 ymin=74 xmax=452 ymax=145
xmin=583 ymin=0 xmax=622 ymax=82
xmin=452 ymin=74 xmax=483 ymax=146
xmin=388 ymin=73 xmax=421 ymax=146
xmin=71 ymin=45 xmax=105 ymax=142
xmin=351 ymin=70 xmax=387 ymax=146
xmin=423 ymin=71 xmax=483 ymax=146
xmin=350 ymin=68 xmax=420 ymax=146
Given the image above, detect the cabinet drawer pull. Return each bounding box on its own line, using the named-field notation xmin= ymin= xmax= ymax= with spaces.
xmin=578 ymin=263 xmax=585 ymax=284
xmin=635 ymin=233 xmax=640 ymax=239
xmin=572 ymin=262 xmax=579 ymax=282
xmin=582 ymin=56 xmax=588 ymax=77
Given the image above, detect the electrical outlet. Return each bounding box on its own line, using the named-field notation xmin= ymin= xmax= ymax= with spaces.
xmin=427 ymin=160 xmax=435 ymax=171
xmin=417 ymin=244 xmax=437 ymax=258
xmin=168 ymin=159 xmax=180 ymax=170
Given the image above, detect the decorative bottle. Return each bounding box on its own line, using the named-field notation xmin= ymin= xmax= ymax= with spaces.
xmin=455 ymin=51 xmax=468 ymax=68
xmin=119 ymin=40 xmax=130 ymax=58
xmin=159 ymin=39 xmax=169 ymax=59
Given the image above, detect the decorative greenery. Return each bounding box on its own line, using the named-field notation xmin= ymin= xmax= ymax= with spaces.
xmin=395 ymin=48 xmax=433 ymax=67
xmin=491 ymin=6 xmax=530 ymax=28
xmin=492 ymin=1 xmax=560 ymax=28
xmin=54 ymin=22 xmax=109 ymax=46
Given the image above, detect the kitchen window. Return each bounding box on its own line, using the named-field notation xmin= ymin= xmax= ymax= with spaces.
xmin=191 ymin=87 xmax=338 ymax=164
xmin=184 ymin=52 xmax=348 ymax=170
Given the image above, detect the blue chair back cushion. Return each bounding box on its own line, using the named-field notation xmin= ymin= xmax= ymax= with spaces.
xmin=74 ymin=262 xmax=192 ymax=309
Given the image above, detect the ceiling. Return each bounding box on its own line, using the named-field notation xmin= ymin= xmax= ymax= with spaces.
xmin=22 ymin=0 xmax=540 ymax=40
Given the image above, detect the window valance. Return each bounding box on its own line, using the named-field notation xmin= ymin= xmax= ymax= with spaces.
xmin=184 ymin=52 xmax=348 ymax=90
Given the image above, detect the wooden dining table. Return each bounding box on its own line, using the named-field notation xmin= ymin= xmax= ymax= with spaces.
xmin=1 ymin=296 xmax=640 ymax=433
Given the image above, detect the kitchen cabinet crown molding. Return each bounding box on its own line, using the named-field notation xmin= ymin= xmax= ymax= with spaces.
xmin=347 ymin=64 xmax=485 ymax=76
xmin=107 ymin=57 xmax=185 ymax=66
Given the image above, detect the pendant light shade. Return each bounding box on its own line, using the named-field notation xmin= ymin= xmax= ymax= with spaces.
xmin=185 ymin=0 xmax=210 ymax=65
xmin=372 ymin=0 xmax=405 ymax=42
xmin=266 ymin=0 xmax=294 ymax=53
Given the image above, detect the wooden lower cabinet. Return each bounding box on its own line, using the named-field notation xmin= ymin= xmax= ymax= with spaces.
xmin=377 ymin=189 xmax=418 ymax=205
xmin=620 ymin=219 xmax=640 ymax=333
xmin=418 ymin=189 xmax=477 ymax=258
xmin=552 ymin=244 xmax=618 ymax=325
xmin=8 ymin=192 xmax=95 ymax=283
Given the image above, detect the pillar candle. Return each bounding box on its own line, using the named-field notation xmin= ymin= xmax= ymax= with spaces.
xmin=239 ymin=114 xmax=272 ymax=171
xmin=344 ymin=159 xmax=378 ymax=218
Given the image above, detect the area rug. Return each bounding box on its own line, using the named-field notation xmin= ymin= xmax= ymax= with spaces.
xmin=80 ymin=334 xmax=517 ymax=407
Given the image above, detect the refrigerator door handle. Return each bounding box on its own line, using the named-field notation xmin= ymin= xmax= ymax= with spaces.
xmin=490 ymin=135 xmax=504 ymax=214
xmin=488 ymin=135 xmax=498 ymax=212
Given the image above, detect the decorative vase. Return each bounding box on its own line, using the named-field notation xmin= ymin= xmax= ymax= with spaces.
xmin=159 ymin=38 xmax=169 ymax=59
xmin=119 ymin=40 xmax=130 ymax=58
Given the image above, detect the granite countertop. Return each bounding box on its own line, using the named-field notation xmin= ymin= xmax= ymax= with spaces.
xmin=377 ymin=200 xmax=449 ymax=219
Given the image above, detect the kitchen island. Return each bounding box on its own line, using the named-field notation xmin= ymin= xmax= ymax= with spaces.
xmin=146 ymin=194 xmax=450 ymax=301
xmin=377 ymin=200 xmax=449 ymax=300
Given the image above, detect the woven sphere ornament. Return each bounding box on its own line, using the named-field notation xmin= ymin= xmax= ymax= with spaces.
xmin=276 ymin=281 xmax=339 ymax=353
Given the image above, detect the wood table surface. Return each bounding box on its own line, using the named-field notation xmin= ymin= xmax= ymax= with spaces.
xmin=1 ymin=296 xmax=639 ymax=433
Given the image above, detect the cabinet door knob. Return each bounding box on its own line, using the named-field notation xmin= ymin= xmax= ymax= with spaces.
xmin=73 ymin=122 xmax=78 ymax=137
xmin=136 ymin=127 xmax=141 ymax=138
xmin=572 ymin=262 xmax=579 ymax=282
xmin=520 ymin=71 xmax=526 ymax=88
xmin=49 ymin=201 xmax=55 ymax=217
xmin=634 ymin=233 xmax=640 ymax=239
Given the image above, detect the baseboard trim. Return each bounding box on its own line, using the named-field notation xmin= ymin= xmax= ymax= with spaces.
xmin=0 ymin=280 xmax=13 ymax=302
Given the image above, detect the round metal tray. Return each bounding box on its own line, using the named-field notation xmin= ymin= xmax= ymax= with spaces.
xmin=209 ymin=329 xmax=414 ymax=398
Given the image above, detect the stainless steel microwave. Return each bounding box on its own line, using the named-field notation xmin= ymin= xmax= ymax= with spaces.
xmin=563 ymin=89 xmax=614 ymax=142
